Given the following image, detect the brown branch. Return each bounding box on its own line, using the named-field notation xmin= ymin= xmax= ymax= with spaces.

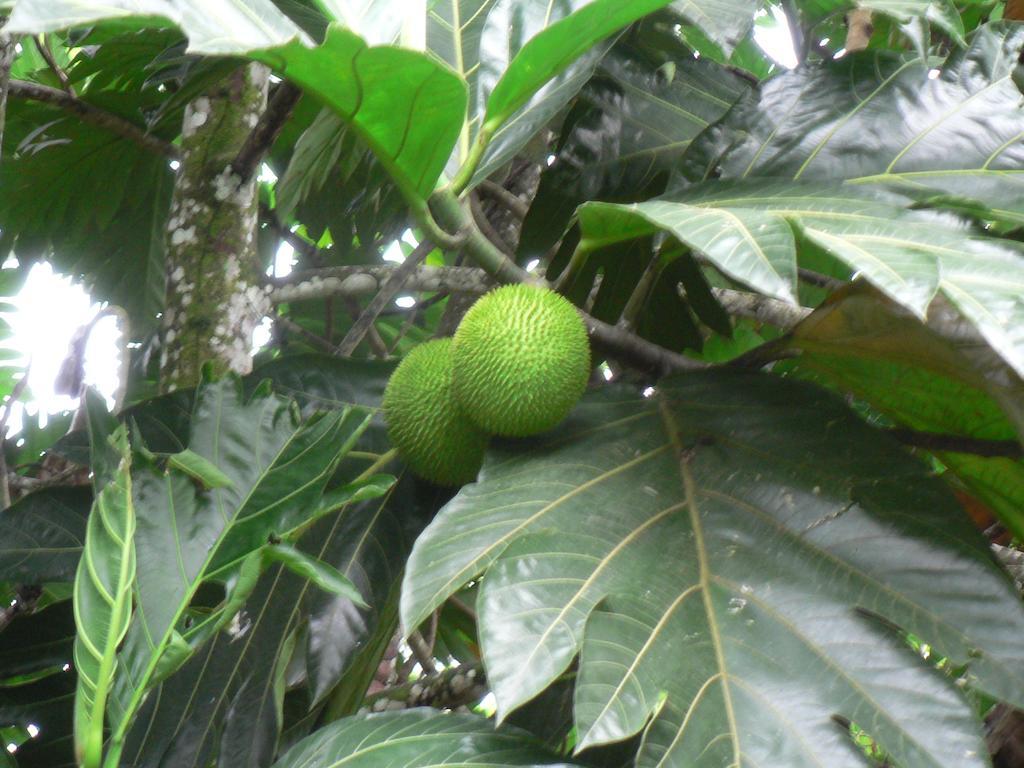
xmin=470 ymin=191 xmax=514 ymax=256
xmin=274 ymin=314 xmax=342 ymax=355
xmin=712 ymin=287 xmax=812 ymax=329
xmin=6 ymin=79 xmax=179 ymax=157
xmin=587 ymin=315 xmax=706 ymax=373
xmin=797 ymin=267 xmax=844 ymax=290
xmin=231 ymin=81 xmax=302 ymax=183
xmin=478 ymin=179 xmax=529 ymax=219
xmin=342 ymin=297 xmax=389 ymax=358
xmin=407 ymin=629 xmax=438 ymax=673
xmin=33 ymin=35 xmax=74 ymax=96
xmin=336 ymin=240 xmax=435 ymax=356
xmin=886 ymin=429 xmax=1022 ymax=459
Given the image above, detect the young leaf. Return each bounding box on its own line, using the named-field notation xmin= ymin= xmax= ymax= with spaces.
xmin=263 ymin=543 xmax=368 ymax=607
xmin=72 ymin=424 xmax=135 ymax=767
xmin=166 ymin=448 xmax=234 ymax=489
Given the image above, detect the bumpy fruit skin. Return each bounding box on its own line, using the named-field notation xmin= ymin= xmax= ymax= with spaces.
xmin=383 ymin=339 xmax=488 ymax=486
xmin=452 ymin=284 xmax=591 ymax=436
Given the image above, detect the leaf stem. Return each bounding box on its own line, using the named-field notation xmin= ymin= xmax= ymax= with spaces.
xmin=449 ymin=126 xmax=492 ymax=195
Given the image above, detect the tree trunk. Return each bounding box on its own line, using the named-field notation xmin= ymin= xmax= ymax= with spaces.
xmin=160 ymin=63 xmax=270 ymax=391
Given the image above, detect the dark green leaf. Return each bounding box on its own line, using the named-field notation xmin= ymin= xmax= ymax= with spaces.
xmin=120 ymin=565 xmax=303 ymax=768
xmin=0 ymin=487 xmax=90 ymax=583
xmin=0 ymin=601 xmax=75 ymax=684
xmin=104 ymin=378 xmax=372 ymax=757
xmin=305 ymin=472 xmax=445 ymax=705
xmin=403 ymin=372 xmax=1024 ymax=768
xmin=8 ymin=5 xmax=468 ymax=202
xmin=683 ymin=24 xmax=1024 ymax=222
xmin=270 ymin=709 xmax=584 ymax=767
xmin=0 ymin=670 xmax=77 ymax=768
xmin=578 ymin=180 xmax=1024 ymax=377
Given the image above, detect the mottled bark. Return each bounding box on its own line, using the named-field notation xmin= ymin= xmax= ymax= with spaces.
xmin=160 ymin=63 xmax=271 ymax=391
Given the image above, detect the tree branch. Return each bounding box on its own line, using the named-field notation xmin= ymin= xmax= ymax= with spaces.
xmin=6 ymin=79 xmax=179 ymax=157
xmin=712 ymin=287 xmax=812 ymax=329
xmin=478 ymin=179 xmax=529 ymax=219
xmin=469 ymin=191 xmax=514 ymax=256
xmin=33 ymin=35 xmax=74 ymax=96
xmin=268 ymin=265 xmax=494 ymax=304
xmin=336 ymin=240 xmax=435 ymax=357
xmin=230 ymin=81 xmax=302 ymax=183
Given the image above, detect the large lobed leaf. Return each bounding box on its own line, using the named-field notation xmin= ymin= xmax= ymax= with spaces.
xmin=402 ymin=371 xmax=1024 ymax=768
xmin=681 ymin=24 xmax=1024 ymax=223
xmin=578 ymin=179 xmax=1024 ymax=378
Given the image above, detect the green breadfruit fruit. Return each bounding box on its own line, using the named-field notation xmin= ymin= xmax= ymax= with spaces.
xmin=452 ymin=283 xmax=591 ymax=437
xmin=383 ymin=338 xmax=489 ymax=486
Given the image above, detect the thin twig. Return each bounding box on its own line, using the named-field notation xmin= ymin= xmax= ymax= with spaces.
xmin=275 ymin=314 xmax=342 ymax=355
xmin=478 ymin=179 xmax=529 ymax=219
xmin=0 ymin=26 xmax=16 ymax=164
xmin=33 ymin=35 xmax=74 ymax=95
xmin=797 ymin=267 xmax=844 ymax=290
xmin=336 ymin=240 xmax=435 ymax=356
xmin=886 ymin=429 xmax=1022 ymax=459
xmin=343 ymin=297 xmax=389 ymax=358
xmin=7 ymin=79 xmax=179 ymax=157
xmin=470 ymin=191 xmax=514 ymax=256
xmin=407 ymin=629 xmax=438 ymax=673
xmin=231 ymin=81 xmax=302 ymax=183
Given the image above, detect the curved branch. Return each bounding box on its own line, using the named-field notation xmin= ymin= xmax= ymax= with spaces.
xmin=6 ymin=79 xmax=179 ymax=158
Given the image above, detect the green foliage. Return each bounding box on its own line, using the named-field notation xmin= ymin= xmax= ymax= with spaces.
xmin=383 ymin=338 xmax=488 ymax=485
xmin=271 ymin=708 xmax=585 ymax=767
xmin=403 ymin=372 xmax=1024 ymax=767
xmin=72 ymin=395 xmax=135 ymax=767
xmin=1 ymin=2 xmax=1023 ymax=767
xmin=452 ymin=284 xmax=591 ymax=436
